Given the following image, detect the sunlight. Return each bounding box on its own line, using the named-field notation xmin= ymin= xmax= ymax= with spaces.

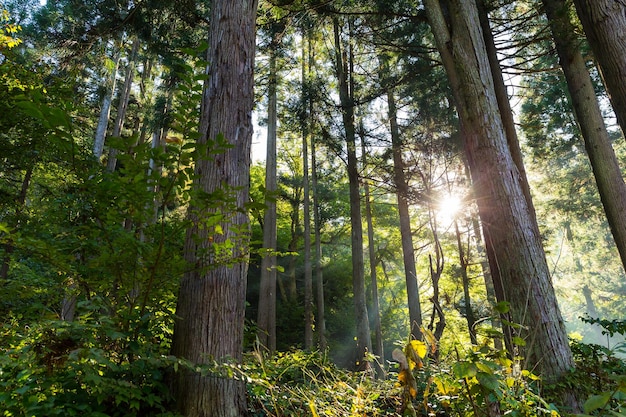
xmin=436 ymin=193 xmax=463 ymax=226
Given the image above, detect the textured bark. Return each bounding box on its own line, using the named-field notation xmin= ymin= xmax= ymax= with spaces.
xmin=573 ymin=0 xmax=626 ymax=139
xmin=387 ymin=80 xmax=424 ymax=342
xmin=257 ymin=46 xmax=278 ymax=353
xmin=332 ymin=16 xmax=372 ymax=368
xmin=544 ymin=0 xmax=626 ymax=275
xmin=423 ymin=0 xmax=575 ymax=390
xmin=454 ymin=218 xmax=477 ymax=345
xmin=170 ymin=0 xmax=258 ymax=415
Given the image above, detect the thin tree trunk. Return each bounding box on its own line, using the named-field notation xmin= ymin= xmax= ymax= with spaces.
xmin=332 ymin=16 xmax=372 ymax=369
xmin=382 ymin=55 xmax=424 ymax=341
xmin=257 ymin=44 xmax=278 ymax=353
xmin=107 ymin=37 xmax=140 ymax=172
xmin=361 ymin=131 xmax=385 ymax=378
xmin=170 ymin=0 xmax=258 ymax=415
xmin=94 ymin=47 xmax=121 ymax=159
xmin=311 ymin=123 xmax=327 ymax=351
xmin=423 ymin=1 xmax=578 ymax=409
xmin=543 ymin=0 xmax=626 ymax=275
xmin=572 ymin=0 xmax=626 ymax=140
xmin=454 ymin=217 xmax=477 ymax=345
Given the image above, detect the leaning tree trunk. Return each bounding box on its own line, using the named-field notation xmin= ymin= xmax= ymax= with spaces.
xmin=423 ymin=0 xmax=578 ymax=409
xmin=332 ymin=16 xmax=372 ymax=369
xmin=170 ymin=1 xmax=258 ymax=416
xmin=572 ymin=0 xmax=626 ymax=140
xmin=543 ymin=0 xmax=626 ymax=275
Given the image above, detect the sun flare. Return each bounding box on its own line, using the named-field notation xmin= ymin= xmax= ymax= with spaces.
xmin=436 ymin=193 xmax=463 ymax=225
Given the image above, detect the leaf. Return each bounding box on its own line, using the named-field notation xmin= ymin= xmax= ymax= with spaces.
xmin=409 ymin=340 xmax=428 ymax=359
xmin=16 ymin=101 xmax=44 ymax=121
xmin=452 ymin=361 xmax=477 ymax=379
xmin=494 ymin=301 xmax=510 ymax=313
xmin=583 ymin=392 xmax=612 ymax=414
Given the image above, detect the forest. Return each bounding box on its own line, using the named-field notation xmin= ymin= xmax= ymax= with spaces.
xmin=1 ymin=0 xmax=626 ymax=416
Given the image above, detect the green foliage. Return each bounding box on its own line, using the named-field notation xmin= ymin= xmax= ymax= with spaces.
xmin=0 ymin=309 xmax=182 ymax=416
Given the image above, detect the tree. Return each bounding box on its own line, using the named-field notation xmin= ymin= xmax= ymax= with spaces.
xmin=543 ymin=0 xmax=626 ymax=275
xmin=572 ymin=0 xmax=626 ymax=140
xmin=423 ymin=0 xmax=578 ymax=408
xmin=332 ymin=15 xmax=372 ymax=369
xmin=170 ymin=0 xmax=258 ymax=415
xmin=257 ymin=14 xmax=281 ymax=354
xmin=380 ymin=54 xmax=424 ymax=342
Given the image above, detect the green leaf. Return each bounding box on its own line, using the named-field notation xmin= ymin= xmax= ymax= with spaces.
xmin=494 ymin=301 xmax=510 ymax=313
xmin=452 ymin=361 xmax=477 ymax=379
xmin=583 ymin=392 xmax=612 ymax=414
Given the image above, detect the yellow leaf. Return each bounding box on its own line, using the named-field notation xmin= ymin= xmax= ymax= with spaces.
xmin=409 ymin=340 xmax=428 ymax=359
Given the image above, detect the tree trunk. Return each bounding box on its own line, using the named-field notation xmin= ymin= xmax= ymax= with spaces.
xmin=107 ymin=37 xmax=140 ymax=172
xmin=170 ymin=1 xmax=258 ymax=415
xmin=302 ymin=31 xmax=314 ymax=350
xmin=454 ymin=217 xmax=477 ymax=345
xmin=383 ymin=57 xmax=424 ymax=341
xmin=543 ymin=0 xmax=626 ymax=275
xmin=572 ymin=0 xmax=626 ymax=140
xmin=257 ymin=43 xmax=278 ymax=354
xmin=332 ymin=16 xmax=372 ymax=369
xmin=311 ymin=119 xmax=327 ymax=351
xmin=93 ymin=47 xmax=121 ymax=160
xmin=361 ymin=131 xmax=385 ymax=378
xmin=423 ymin=0 xmax=577 ymax=405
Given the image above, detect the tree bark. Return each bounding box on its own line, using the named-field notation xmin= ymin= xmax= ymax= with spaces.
xmin=107 ymin=37 xmax=140 ymax=172
xmin=423 ymin=0 xmax=576 ymax=400
xmin=170 ymin=0 xmax=258 ymax=415
xmin=572 ymin=0 xmax=626 ymax=140
xmin=93 ymin=47 xmax=121 ymax=160
xmin=543 ymin=0 xmax=626 ymax=275
xmin=257 ymin=43 xmax=278 ymax=354
xmin=384 ymin=61 xmax=424 ymax=342
xmin=361 ymin=131 xmax=385 ymax=378
xmin=332 ymin=16 xmax=372 ymax=369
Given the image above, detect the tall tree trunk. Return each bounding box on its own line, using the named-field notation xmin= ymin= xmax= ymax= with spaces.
xmin=93 ymin=47 xmax=121 ymax=160
xmin=572 ymin=0 xmax=626 ymax=140
xmin=302 ymin=29 xmax=314 ymax=350
xmin=107 ymin=37 xmax=140 ymax=172
xmin=382 ymin=56 xmax=424 ymax=341
xmin=311 ymin=121 xmax=327 ymax=351
xmin=257 ymin=43 xmax=278 ymax=354
xmin=423 ymin=0 xmax=578 ymax=408
xmin=332 ymin=16 xmax=372 ymax=369
xmin=543 ymin=0 xmax=626 ymax=275
xmin=361 ymin=131 xmax=385 ymax=378
xmin=170 ymin=1 xmax=258 ymax=415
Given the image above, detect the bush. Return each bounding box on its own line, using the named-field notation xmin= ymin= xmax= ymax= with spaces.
xmin=0 ymin=310 xmax=182 ymax=417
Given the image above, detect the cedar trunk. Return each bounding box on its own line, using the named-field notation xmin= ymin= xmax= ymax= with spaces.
xmin=423 ymin=0 xmax=576 ymax=394
xmin=572 ymin=0 xmax=626 ymax=139
xmin=332 ymin=16 xmax=372 ymax=367
xmin=546 ymin=0 xmax=626 ymax=274
xmin=257 ymin=45 xmax=278 ymax=353
xmin=171 ymin=1 xmax=258 ymax=416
